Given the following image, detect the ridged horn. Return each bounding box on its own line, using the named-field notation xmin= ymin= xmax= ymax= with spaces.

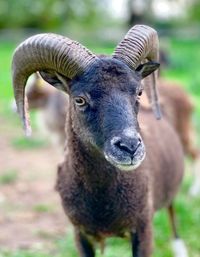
xmin=112 ymin=25 xmax=161 ymax=119
xmin=12 ymin=33 xmax=98 ymax=136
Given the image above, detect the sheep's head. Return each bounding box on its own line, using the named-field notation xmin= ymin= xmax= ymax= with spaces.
xmin=11 ymin=25 xmax=160 ymax=170
xmin=67 ymin=58 xmax=158 ymax=170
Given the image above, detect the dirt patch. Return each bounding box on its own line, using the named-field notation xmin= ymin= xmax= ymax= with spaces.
xmin=0 ymin=115 xmax=69 ymax=251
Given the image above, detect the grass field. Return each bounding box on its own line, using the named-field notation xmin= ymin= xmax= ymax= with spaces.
xmin=0 ymin=37 xmax=200 ymax=257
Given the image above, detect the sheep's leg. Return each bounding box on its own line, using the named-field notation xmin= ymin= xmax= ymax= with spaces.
xmin=189 ymin=155 xmax=200 ymax=197
xmin=168 ymin=204 xmax=179 ymax=238
xmin=168 ymin=204 xmax=188 ymax=257
xmin=131 ymin=219 xmax=153 ymax=257
xmin=75 ymin=229 xmax=95 ymax=257
xmin=131 ymin=231 xmax=140 ymax=257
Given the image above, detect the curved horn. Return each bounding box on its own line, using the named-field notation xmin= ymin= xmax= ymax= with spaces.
xmin=112 ymin=25 xmax=161 ymax=119
xmin=12 ymin=33 xmax=98 ymax=136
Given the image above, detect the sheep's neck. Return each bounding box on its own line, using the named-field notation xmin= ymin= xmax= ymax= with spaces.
xmin=82 ymin=140 xmax=117 ymax=187
xmin=66 ymin=131 xmax=118 ymax=189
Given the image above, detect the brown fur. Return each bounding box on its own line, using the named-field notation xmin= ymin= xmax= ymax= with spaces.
xmin=55 ymin=102 xmax=184 ymax=256
xmin=26 ymin=72 xmax=189 ymax=256
xmin=141 ymin=79 xmax=198 ymax=159
xmin=26 ymin=73 xmax=56 ymax=109
xmin=26 ymin=73 xmax=68 ymax=148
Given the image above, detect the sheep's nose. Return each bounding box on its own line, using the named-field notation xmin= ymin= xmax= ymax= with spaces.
xmin=113 ymin=137 xmax=142 ymax=156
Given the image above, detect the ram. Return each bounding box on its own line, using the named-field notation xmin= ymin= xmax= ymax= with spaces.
xmin=12 ymin=25 xmax=187 ymax=257
xmin=26 ymin=74 xmax=198 ymax=158
xmin=25 ymin=73 xmax=200 ymax=195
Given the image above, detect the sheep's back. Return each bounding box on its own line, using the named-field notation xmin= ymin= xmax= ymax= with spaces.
xmin=139 ymin=108 xmax=184 ymax=211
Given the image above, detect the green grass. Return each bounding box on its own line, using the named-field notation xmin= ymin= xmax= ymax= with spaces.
xmin=33 ymin=204 xmax=54 ymax=213
xmin=11 ymin=136 xmax=48 ymax=150
xmin=0 ymin=42 xmax=15 ymax=101
xmin=162 ymin=39 xmax=200 ymax=90
xmin=0 ymin=169 xmax=18 ymax=184
xmin=0 ymin=37 xmax=200 ymax=256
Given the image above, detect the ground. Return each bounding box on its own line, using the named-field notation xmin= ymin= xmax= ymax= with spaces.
xmin=0 ymin=114 xmax=68 ymax=251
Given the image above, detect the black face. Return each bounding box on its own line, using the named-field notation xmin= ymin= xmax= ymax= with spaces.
xmin=70 ymin=58 xmax=153 ymax=171
xmin=41 ymin=57 xmax=159 ymax=171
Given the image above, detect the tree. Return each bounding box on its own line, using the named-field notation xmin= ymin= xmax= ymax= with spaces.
xmin=127 ymin=0 xmax=153 ymax=27
xmin=0 ymin=0 xmax=105 ymax=30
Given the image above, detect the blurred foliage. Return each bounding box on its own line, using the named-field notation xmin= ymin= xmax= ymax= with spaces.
xmin=188 ymin=0 xmax=200 ymax=21
xmin=127 ymin=0 xmax=200 ymax=30
xmin=0 ymin=0 xmax=107 ymax=30
xmin=0 ymin=0 xmax=199 ymax=41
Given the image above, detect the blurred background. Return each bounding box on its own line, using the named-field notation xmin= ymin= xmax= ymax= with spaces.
xmin=0 ymin=0 xmax=200 ymax=256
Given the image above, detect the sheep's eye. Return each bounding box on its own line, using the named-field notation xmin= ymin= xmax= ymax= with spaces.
xmin=136 ymin=90 xmax=142 ymax=102
xmin=74 ymin=97 xmax=87 ymax=107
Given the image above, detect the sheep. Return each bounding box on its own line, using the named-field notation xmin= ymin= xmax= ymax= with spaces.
xmin=26 ymin=73 xmax=198 ymax=160
xmin=25 ymin=73 xmax=200 ymax=197
xmin=142 ymin=79 xmax=200 ymax=196
xmin=12 ymin=25 xmax=188 ymax=257
xmin=141 ymin=79 xmax=198 ymax=159
xmin=23 ymin=49 xmax=192 ymax=155
xmin=25 ymin=72 xmax=68 ymax=150
xmin=24 ymin=60 xmax=200 ymax=198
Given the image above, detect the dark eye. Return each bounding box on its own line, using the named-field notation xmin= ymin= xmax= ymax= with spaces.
xmin=138 ymin=90 xmax=142 ymax=96
xmin=74 ymin=97 xmax=87 ymax=107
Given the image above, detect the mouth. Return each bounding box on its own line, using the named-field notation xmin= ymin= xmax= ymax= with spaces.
xmin=117 ymin=154 xmax=146 ymax=171
xmin=104 ymin=145 xmax=146 ymax=171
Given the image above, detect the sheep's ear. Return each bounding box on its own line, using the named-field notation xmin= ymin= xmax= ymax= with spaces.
xmin=39 ymin=70 xmax=70 ymax=93
xmin=136 ymin=61 xmax=160 ymax=79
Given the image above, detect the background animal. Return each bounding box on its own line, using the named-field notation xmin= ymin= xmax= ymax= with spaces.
xmin=26 ymin=73 xmax=68 ymax=150
xmin=142 ymin=79 xmax=197 ymax=159
xmin=143 ymin=79 xmax=200 ymax=197
xmin=12 ymin=25 xmax=187 ymax=257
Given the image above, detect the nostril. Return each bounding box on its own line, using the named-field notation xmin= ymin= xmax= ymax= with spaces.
xmin=117 ymin=141 xmax=136 ymax=155
xmin=114 ymin=138 xmax=141 ymax=156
